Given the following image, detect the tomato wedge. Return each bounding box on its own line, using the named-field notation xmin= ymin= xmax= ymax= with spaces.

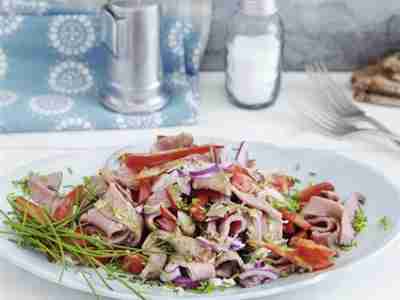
xmin=190 ymin=193 xmax=209 ymax=222
xmin=121 ymin=145 xmax=223 ymax=170
xmin=280 ymin=209 xmax=312 ymax=231
xmin=53 ymin=186 xmax=84 ymax=221
xmin=122 ymin=255 xmax=146 ymax=274
xmin=283 ymin=221 xmax=296 ymax=235
xmin=298 ymin=182 xmax=335 ymax=204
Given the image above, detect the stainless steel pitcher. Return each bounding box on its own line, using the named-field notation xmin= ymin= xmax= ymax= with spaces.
xmin=100 ymin=0 xmax=168 ymax=114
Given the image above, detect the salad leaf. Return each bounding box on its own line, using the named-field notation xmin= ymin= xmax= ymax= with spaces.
xmin=352 ymin=208 xmax=367 ymax=233
xmin=193 ymin=281 xmax=216 ymax=294
xmin=378 ymin=216 xmax=391 ymax=231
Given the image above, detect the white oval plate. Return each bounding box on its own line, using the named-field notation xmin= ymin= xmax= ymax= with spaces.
xmin=0 ymin=136 xmax=399 ymax=300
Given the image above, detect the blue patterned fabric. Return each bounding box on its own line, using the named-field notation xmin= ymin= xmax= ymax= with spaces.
xmin=0 ymin=13 xmax=202 ymax=133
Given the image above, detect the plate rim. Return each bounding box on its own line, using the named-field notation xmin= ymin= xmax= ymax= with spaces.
xmin=0 ymin=139 xmax=399 ymax=300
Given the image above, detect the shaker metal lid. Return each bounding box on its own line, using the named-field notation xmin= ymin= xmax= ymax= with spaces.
xmin=240 ymin=0 xmax=278 ymax=16
xmin=108 ymin=0 xmax=159 ymax=18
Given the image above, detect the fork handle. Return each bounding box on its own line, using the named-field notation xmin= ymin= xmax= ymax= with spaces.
xmin=351 ymin=128 xmax=400 ymax=145
xmin=355 ymin=114 xmax=398 ymax=136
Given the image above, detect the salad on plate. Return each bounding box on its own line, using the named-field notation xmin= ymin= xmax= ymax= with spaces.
xmin=1 ymin=133 xmax=368 ymax=297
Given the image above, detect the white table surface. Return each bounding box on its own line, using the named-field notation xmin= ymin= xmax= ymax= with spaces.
xmin=0 ymin=72 xmax=399 ymax=300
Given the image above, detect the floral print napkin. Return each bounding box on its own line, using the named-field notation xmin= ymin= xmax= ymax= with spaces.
xmin=0 ymin=12 xmax=201 ymax=133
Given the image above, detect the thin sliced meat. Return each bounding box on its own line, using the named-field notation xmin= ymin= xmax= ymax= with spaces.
xmin=30 ymin=172 xmax=63 ymax=192
xmin=215 ymin=251 xmax=244 ymax=278
xmin=141 ymin=253 xmax=168 ymax=280
xmin=239 ymin=268 xmax=279 ymax=288
xmin=302 ymin=195 xmax=364 ymax=246
xmin=340 ymin=193 xmax=364 ymax=245
xmin=307 ymin=216 xmax=339 ymax=247
xmin=302 ymin=196 xmax=344 ymax=219
xmin=185 ymin=262 xmax=216 ymax=281
xmin=145 ymin=212 xmax=161 ymax=231
xmin=144 ymin=190 xmax=171 ymax=214
xmin=80 ymin=208 xmax=130 ymax=244
xmin=88 ymin=175 xmax=108 ymax=197
xmin=320 ymin=190 xmax=340 ymax=202
xmin=218 ymin=212 xmax=247 ymax=240
xmin=152 ymin=133 xmax=194 ymax=152
xmin=113 ymin=166 xmax=139 ymax=189
xmin=207 ymin=221 xmax=218 ymax=238
xmin=246 ymin=210 xmax=265 ymax=242
xmin=158 ymin=231 xmax=204 ymax=258
xmin=28 ymin=175 xmax=58 ymax=212
xmin=163 ymin=256 xmax=215 ymax=282
xmin=232 ymin=186 xmax=282 ymax=220
xmin=266 ymin=218 xmax=283 ymax=241
xmin=96 ymin=183 xmax=143 ymax=246
xmin=193 ymin=172 xmax=231 ymax=196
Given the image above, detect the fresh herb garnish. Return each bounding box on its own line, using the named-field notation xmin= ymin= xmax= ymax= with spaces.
xmin=272 ymin=194 xmax=300 ymax=213
xmin=338 ymin=240 xmax=358 ymax=251
xmin=0 ymin=184 xmax=148 ymax=300
xmin=12 ymin=172 xmax=35 ymax=196
xmin=352 ymin=208 xmax=367 ymax=233
xmin=286 ymin=193 xmax=300 ymax=212
xmin=378 ymin=216 xmax=392 ymax=231
xmin=193 ymin=280 xmax=216 ymax=294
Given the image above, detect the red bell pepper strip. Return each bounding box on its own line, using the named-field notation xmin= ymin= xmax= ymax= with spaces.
xmin=281 ymin=209 xmax=312 ymax=231
xmin=298 ymin=182 xmax=335 ymax=204
xmin=122 ymin=254 xmax=146 ymax=274
xmin=260 ymin=238 xmax=335 ymax=272
xmin=53 ymin=185 xmax=84 ymax=221
xmin=14 ymin=197 xmax=47 ymax=225
xmin=121 ymin=145 xmax=224 ymax=170
xmin=290 ymin=238 xmax=336 ymax=271
xmin=261 ymin=241 xmax=311 ymax=270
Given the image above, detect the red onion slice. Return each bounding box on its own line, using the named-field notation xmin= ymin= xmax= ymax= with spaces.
xmin=173 ymin=277 xmax=200 ymax=289
xmin=196 ymin=237 xmax=228 ymax=252
xmin=189 ymin=164 xmax=221 ymax=178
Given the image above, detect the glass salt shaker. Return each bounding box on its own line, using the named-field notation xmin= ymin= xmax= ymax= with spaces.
xmin=225 ymin=0 xmax=284 ymax=109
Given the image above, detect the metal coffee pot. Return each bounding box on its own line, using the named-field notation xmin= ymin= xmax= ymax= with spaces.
xmin=100 ymin=0 xmax=168 ymax=114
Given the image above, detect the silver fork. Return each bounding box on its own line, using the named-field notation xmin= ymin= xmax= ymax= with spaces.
xmin=305 ymin=62 xmax=397 ymax=135
xmin=293 ymin=95 xmax=400 ymax=144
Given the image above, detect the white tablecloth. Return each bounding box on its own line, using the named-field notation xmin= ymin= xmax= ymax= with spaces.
xmin=0 ymin=72 xmax=399 ymax=300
